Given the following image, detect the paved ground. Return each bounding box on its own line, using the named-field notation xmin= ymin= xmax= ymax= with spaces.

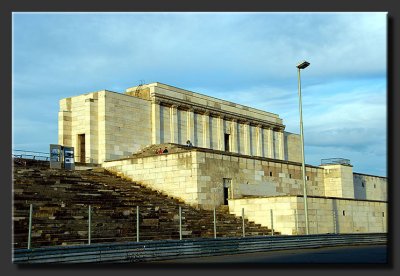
xmin=152 ymin=244 xmax=387 ymax=264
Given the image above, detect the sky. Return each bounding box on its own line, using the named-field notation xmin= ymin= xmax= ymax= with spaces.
xmin=12 ymin=12 xmax=387 ymax=176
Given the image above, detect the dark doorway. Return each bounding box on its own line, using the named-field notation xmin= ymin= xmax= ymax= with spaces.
xmin=78 ymin=134 xmax=85 ymax=163
xmin=223 ymin=187 xmax=229 ymax=205
xmin=224 ymin=133 xmax=230 ymax=151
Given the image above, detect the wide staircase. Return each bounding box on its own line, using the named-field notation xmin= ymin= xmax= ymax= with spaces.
xmin=13 ymin=159 xmax=275 ymax=249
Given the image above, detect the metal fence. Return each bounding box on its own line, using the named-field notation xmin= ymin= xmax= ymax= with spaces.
xmin=12 ymin=149 xmax=94 ymax=164
xmin=14 ymin=204 xmax=270 ymax=250
xmin=12 ymin=149 xmax=50 ymax=161
xmin=321 ymin=158 xmax=351 ymax=166
xmin=13 ymin=233 xmax=387 ymax=263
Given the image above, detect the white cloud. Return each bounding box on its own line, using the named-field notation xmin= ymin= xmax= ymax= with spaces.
xmin=12 ymin=12 xmax=387 ymax=176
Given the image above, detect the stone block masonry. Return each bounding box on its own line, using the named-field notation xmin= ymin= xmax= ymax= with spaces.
xmin=59 ymin=82 xmax=299 ymax=164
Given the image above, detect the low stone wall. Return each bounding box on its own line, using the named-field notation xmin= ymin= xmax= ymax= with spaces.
xmin=229 ymin=196 xmax=387 ymax=235
xmin=102 ymin=151 xmax=200 ymax=208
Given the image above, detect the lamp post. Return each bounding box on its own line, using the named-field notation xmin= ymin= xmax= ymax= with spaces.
xmin=296 ymin=60 xmax=310 ymax=235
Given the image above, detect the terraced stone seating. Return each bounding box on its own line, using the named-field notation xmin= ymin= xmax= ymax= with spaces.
xmin=13 ymin=159 xmax=275 ymax=249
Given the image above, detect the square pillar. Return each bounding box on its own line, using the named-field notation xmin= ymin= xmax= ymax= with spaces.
xmin=151 ymin=99 xmax=161 ymax=144
xmin=170 ymin=105 xmax=178 ymax=143
xmin=278 ymin=129 xmax=285 ymax=160
xmin=203 ymin=112 xmax=210 ymax=148
xmin=256 ymin=124 xmax=263 ymax=157
xmin=231 ymin=119 xmax=238 ymax=153
xmin=244 ymin=122 xmax=251 ymax=155
xmin=217 ymin=114 xmax=224 ymax=151
xmin=187 ymin=108 xmax=194 ymax=144
xmin=267 ymin=127 xmax=274 ymax=158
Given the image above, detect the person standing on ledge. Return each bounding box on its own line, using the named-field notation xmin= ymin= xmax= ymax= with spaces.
xmin=186 ymin=140 xmax=193 ymax=147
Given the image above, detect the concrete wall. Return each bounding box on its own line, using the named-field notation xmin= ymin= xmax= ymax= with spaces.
xmin=353 ymin=173 xmax=387 ymax=201
xmin=102 ymin=152 xmax=200 ymax=208
xmin=322 ymin=164 xmax=355 ymax=198
xmin=59 ymin=91 xmax=151 ymax=163
xmin=229 ymin=196 xmax=387 ymax=235
xmin=102 ymin=148 xmax=326 ymax=210
xmin=284 ymin=132 xmax=302 ymax=163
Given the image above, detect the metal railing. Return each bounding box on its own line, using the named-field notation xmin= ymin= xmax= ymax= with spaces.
xmin=12 ymin=150 xmax=95 ymax=164
xmin=13 ymin=233 xmax=387 ymax=263
xmin=12 ymin=150 xmax=50 ymax=161
xmin=13 ymin=204 xmax=272 ymax=250
xmin=321 ymin=158 xmax=351 ymax=166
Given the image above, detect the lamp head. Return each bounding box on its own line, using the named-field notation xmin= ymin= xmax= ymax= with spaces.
xmin=297 ymin=61 xmax=310 ymax=69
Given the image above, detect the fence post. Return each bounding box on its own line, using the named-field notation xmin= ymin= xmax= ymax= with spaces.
xmin=213 ymin=207 xmax=217 ymax=239
xmin=27 ymin=204 xmax=33 ymax=250
xmin=88 ymin=205 xmax=91 ymax=245
xmin=242 ymin=208 xmax=245 ymax=237
xmin=270 ymin=209 xmax=274 ymax=236
xmin=136 ymin=206 xmax=139 ymax=242
xmin=382 ymin=213 xmax=385 ymax=232
xmin=333 ymin=209 xmax=337 ymax=234
xmin=179 ymin=206 xmax=182 ymax=240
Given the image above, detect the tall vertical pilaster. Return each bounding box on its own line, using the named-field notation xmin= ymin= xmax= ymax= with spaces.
xmin=170 ymin=105 xmax=178 ymax=143
xmin=217 ymin=114 xmax=224 ymax=151
xmin=203 ymin=111 xmax=210 ymax=148
xmin=256 ymin=124 xmax=263 ymax=157
xmin=244 ymin=121 xmax=251 ymax=155
xmin=151 ymin=98 xmax=161 ymax=145
xmin=231 ymin=119 xmax=238 ymax=153
xmin=187 ymin=107 xmax=194 ymax=144
xmin=278 ymin=129 xmax=285 ymax=160
xmin=267 ymin=127 xmax=274 ymax=158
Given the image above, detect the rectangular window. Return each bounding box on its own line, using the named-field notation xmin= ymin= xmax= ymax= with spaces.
xmin=269 ymin=172 xmax=273 ymax=177
xmin=343 ymin=210 xmax=346 ymax=216
xmin=224 ymin=133 xmax=230 ymax=152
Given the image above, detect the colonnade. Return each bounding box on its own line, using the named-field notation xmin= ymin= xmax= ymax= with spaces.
xmin=151 ymin=98 xmax=285 ymax=160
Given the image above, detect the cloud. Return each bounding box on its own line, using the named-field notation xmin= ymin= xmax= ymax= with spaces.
xmin=12 ymin=12 xmax=387 ymax=176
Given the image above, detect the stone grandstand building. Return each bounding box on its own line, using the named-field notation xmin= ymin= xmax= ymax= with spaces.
xmin=58 ymin=82 xmax=387 ymax=235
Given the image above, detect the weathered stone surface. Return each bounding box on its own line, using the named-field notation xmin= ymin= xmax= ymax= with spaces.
xmin=13 ymin=160 xmax=274 ymax=249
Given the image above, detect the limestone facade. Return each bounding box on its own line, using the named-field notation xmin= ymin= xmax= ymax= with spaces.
xmin=59 ymin=82 xmax=387 ymax=235
xmin=59 ymin=82 xmax=301 ymax=164
xmin=102 ymin=145 xmax=387 ymax=235
xmin=229 ymin=196 xmax=387 ymax=235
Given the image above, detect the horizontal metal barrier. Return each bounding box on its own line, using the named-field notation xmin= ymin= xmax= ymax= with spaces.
xmin=13 ymin=233 xmax=386 ymax=264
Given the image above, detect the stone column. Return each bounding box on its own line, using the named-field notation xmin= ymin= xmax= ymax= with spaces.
xmin=244 ymin=121 xmax=251 ymax=155
xmin=169 ymin=105 xmax=178 ymax=143
xmin=151 ymin=98 xmax=161 ymax=145
xmin=203 ymin=112 xmax=210 ymax=148
xmin=231 ymin=119 xmax=238 ymax=153
xmin=278 ymin=129 xmax=285 ymax=160
xmin=187 ymin=107 xmax=195 ymax=145
xmin=267 ymin=127 xmax=274 ymax=158
xmin=217 ymin=114 xmax=224 ymax=151
xmin=256 ymin=124 xmax=263 ymax=157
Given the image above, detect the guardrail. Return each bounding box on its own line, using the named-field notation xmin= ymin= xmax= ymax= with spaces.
xmin=13 ymin=233 xmax=386 ymax=264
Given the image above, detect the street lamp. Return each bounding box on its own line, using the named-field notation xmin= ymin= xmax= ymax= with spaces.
xmin=296 ymin=60 xmax=310 ymax=235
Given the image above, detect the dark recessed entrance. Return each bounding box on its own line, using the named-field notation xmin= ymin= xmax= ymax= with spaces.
xmin=78 ymin=134 xmax=85 ymax=163
xmin=223 ymin=178 xmax=232 ymax=205
xmin=223 ymin=187 xmax=229 ymax=205
xmin=224 ymin=133 xmax=230 ymax=152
